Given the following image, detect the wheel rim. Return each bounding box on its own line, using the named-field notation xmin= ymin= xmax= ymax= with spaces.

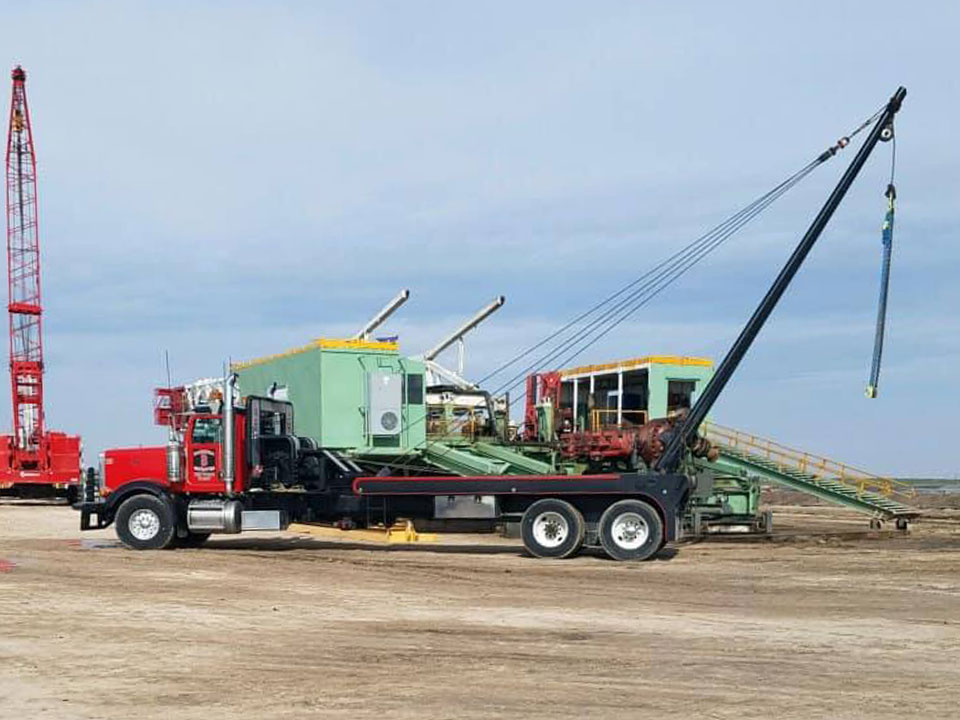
xmin=532 ymin=511 xmax=569 ymax=548
xmin=128 ymin=508 xmax=161 ymax=541
xmin=610 ymin=512 xmax=648 ymax=550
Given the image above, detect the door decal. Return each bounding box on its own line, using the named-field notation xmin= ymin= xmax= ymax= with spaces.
xmin=193 ymin=449 xmax=217 ymax=479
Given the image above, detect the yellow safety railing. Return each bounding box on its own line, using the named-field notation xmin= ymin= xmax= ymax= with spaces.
xmin=701 ymin=421 xmax=917 ymax=501
xmin=590 ymin=409 xmax=648 ymax=430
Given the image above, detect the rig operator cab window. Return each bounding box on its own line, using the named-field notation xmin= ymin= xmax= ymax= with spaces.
xmin=557 ymin=356 xmax=714 ymax=431
xmin=561 ymin=368 xmax=653 ymax=430
xmin=667 ymin=380 xmax=696 ymax=416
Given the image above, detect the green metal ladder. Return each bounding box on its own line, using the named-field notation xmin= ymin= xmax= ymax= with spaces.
xmin=702 ymin=423 xmax=920 ymax=523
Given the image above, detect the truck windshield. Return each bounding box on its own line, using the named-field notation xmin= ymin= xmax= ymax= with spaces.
xmin=192 ymin=418 xmax=222 ymax=444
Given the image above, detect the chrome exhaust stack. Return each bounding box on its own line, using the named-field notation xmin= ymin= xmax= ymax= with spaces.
xmin=165 ymin=430 xmax=182 ymax=485
xmin=222 ymin=366 xmax=236 ymax=497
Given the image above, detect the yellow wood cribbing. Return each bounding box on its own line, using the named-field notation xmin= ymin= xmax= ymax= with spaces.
xmin=287 ymin=521 xmax=437 ymax=544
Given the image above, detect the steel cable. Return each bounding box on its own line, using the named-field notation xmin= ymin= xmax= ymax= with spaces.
xmin=487 ymin=164 xmax=817 ymax=399
xmin=371 ymin=106 xmax=886 ymax=475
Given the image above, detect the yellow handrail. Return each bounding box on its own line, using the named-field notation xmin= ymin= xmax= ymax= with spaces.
xmin=701 ymin=421 xmax=916 ymax=501
xmin=590 ymin=409 xmax=648 ymax=430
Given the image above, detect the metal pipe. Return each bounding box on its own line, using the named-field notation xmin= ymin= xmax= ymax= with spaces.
xmin=353 ymin=288 xmax=410 ymax=340
xmin=657 ymin=86 xmax=907 ymax=473
xmin=480 ymin=390 xmax=497 ymax=436
xmin=423 ymin=296 xmax=506 ymax=361
xmin=503 ymin=391 xmax=510 ymax=442
xmin=222 ymin=366 xmax=236 ymax=496
xmin=866 ymin=184 xmax=896 ymax=398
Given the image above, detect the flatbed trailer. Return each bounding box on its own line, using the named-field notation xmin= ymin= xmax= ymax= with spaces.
xmin=354 ymin=472 xmax=690 ymax=559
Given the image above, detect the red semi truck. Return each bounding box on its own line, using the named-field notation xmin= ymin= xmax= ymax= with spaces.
xmin=77 ymin=378 xmax=690 ymax=560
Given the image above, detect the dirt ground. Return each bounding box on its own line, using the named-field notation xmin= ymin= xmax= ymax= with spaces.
xmin=2 ymin=501 xmax=959 ymax=720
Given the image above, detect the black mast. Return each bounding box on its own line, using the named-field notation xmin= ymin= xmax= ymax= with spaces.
xmin=657 ymin=86 xmax=906 ymax=473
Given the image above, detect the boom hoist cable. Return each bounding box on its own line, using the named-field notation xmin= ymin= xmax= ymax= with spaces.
xmin=369 ymin=102 xmax=896 ymax=476
xmin=866 ymin=129 xmax=897 ymax=398
xmin=479 ymin=106 xmax=886 ymax=391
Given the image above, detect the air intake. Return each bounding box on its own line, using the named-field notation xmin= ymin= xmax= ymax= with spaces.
xmin=368 ymin=372 xmax=402 ymax=436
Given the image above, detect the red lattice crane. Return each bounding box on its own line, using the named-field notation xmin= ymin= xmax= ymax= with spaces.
xmin=0 ymin=66 xmax=80 ymax=497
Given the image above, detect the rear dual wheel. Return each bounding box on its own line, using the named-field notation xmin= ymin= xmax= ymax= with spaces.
xmin=598 ymin=500 xmax=663 ymax=562
xmin=521 ymin=499 xmax=585 ymax=559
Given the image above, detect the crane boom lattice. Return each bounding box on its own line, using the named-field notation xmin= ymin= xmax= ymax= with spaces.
xmin=6 ymin=66 xmax=44 ymax=457
xmin=0 ymin=65 xmax=80 ymax=491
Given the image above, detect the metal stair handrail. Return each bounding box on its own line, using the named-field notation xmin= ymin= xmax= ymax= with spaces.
xmin=701 ymin=421 xmax=917 ymax=501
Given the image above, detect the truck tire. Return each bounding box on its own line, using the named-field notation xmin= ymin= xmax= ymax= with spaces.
xmin=598 ymin=499 xmax=663 ymax=561
xmin=520 ymin=499 xmax=585 ymax=559
xmin=115 ymin=494 xmax=177 ymax=550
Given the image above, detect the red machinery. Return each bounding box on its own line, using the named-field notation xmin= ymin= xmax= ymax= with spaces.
xmin=0 ymin=66 xmax=80 ymax=496
xmin=523 ymin=368 xmax=716 ymax=468
xmin=522 ymin=371 xmax=562 ymax=439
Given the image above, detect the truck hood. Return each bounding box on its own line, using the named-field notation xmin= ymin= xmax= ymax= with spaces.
xmin=102 ymin=446 xmax=167 ymax=494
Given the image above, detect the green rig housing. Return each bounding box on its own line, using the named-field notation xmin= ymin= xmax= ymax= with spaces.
xmin=233 ymin=338 xmax=426 ymax=456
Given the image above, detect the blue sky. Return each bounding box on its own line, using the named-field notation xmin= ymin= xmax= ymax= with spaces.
xmin=0 ymin=2 xmax=956 ymax=475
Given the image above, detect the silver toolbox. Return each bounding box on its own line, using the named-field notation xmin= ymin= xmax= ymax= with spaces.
xmin=241 ymin=510 xmax=288 ymax=531
xmin=434 ymin=495 xmax=498 ymax=519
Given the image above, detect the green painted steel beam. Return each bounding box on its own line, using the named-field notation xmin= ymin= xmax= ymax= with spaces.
xmin=471 ymin=442 xmax=556 ymax=475
xmin=706 ymin=449 xmax=919 ymax=519
xmin=424 ymin=442 xmax=510 ymax=476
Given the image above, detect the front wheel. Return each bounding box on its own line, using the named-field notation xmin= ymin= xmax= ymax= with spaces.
xmin=115 ymin=494 xmax=177 ymax=550
xmin=521 ymin=499 xmax=585 ymax=559
xmin=598 ymin=499 xmax=663 ymax=561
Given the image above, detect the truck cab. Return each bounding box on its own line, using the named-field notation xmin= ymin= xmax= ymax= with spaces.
xmin=81 ymin=393 xmax=330 ymax=548
xmin=99 ymin=411 xmax=246 ymax=500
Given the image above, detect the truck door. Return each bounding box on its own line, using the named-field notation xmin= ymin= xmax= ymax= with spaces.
xmin=186 ymin=415 xmax=223 ymax=490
